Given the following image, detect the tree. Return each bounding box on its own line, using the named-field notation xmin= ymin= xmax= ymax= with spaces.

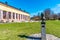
xmin=58 ymin=13 xmax=60 ymax=20
xmin=5 ymin=1 xmax=8 ymax=4
xmin=53 ymin=14 xmax=58 ymax=20
xmin=44 ymin=8 xmax=51 ymax=20
xmin=49 ymin=11 xmax=55 ymax=20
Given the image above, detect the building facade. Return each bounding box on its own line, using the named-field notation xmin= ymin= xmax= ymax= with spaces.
xmin=0 ymin=2 xmax=30 ymax=22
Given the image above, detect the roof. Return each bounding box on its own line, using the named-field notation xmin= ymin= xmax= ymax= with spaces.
xmin=0 ymin=2 xmax=29 ymax=14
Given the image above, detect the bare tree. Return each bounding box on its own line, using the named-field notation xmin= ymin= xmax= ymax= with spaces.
xmin=53 ymin=14 xmax=58 ymax=20
xmin=44 ymin=8 xmax=51 ymax=20
xmin=58 ymin=13 xmax=60 ymax=20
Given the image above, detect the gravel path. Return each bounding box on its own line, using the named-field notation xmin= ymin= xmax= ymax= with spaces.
xmin=27 ymin=33 xmax=60 ymax=40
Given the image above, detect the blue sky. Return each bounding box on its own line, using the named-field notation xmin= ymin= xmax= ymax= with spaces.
xmin=0 ymin=0 xmax=60 ymax=17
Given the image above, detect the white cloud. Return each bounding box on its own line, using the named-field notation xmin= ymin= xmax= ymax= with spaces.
xmin=57 ymin=4 xmax=60 ymax=7
xmin=51 ymin=4 xmax=60 ymax=13
xmin=31 ymin=4 xmax=60 ymax=17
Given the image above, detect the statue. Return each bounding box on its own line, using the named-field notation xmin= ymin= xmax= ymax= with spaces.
xmin=41 ymin=13 xmax=46 ymax=40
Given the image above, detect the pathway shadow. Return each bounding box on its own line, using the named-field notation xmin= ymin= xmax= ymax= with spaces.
xmin=18 ymin=34 xmax=41 ymax=40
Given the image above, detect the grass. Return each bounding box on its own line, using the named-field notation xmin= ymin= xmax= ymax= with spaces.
xmin=46 ymin=20 xmax=60 ymax=37
xmin=0 ymin=20 xmax=60 ymax=40
xmin=0 ymin=22 xmax=40 ymax=40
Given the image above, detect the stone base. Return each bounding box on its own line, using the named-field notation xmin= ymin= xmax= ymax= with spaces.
xmin=27 ymin=33 xmax=60 ymax=40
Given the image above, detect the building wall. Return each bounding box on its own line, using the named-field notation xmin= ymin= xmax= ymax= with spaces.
xmin=0 ymin=3 xmax=30 ymax=22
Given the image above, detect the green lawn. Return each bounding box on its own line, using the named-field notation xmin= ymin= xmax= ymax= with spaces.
xmin=0 ymin=20 xmax=60 ymax=40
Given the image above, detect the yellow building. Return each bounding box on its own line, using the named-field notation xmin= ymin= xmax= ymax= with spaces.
xmin=0 ymin=2 xmax=30 ymax=22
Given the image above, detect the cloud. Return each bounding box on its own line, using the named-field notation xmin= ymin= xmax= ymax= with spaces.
xmin=51 ymin=4 xmax=60 ymax=13
xmin=57 ymin=4 xmax=60 ymax=7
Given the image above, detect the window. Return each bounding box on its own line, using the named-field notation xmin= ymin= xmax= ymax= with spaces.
xmin=16 ymin=13 xmax=18 ymax=19
xmin=13 ymin=13 xmax=15 ymax=19
xmin=8 ymin=12 xmax=11 ymax=19
xmin=25 ymin=16 xmax=26 ymax=20
xmin=22 ymin=15 xmax=23 ymax=19
xmin=25 ymin=16 xmax=27 ymax=20
xmin=19 ymin=14 xmax=20 ymax=20
xmin=23 ymin=15 xmax=24 ymax=19
xmin=3 ymin=11 xmax=6 ymax=19
xmin=24 ymin=15 xmax=26 ymax=19
xmin=21 ymin=14 xmax=22 ymax=19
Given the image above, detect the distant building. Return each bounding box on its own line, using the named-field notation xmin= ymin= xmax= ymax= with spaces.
xmin=31 ymin=16 xmax=40 ymax=21
xmin=0 ymin=2 xmax=30 ymax=22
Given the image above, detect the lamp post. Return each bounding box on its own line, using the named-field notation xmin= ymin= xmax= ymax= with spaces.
xmin=41 ymin=13 xmax=46 ymax=40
